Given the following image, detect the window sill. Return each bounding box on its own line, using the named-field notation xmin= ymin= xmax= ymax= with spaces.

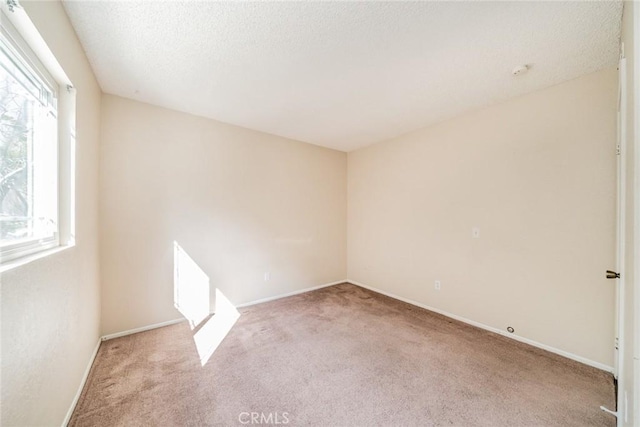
xmin=0 ymin=243 xmax=75 ymax=274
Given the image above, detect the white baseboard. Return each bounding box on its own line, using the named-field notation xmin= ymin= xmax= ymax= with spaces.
xmin=61 ymin=339 xmax=101 ymax=427
xmin=101 ymin=318 xmax=186 ymax=341
xmin=235 ymin=280 xmax=346 ymax=308
xmin=347 ymin=279 xmax=614 ymax=374
xmin=101 ymin=280 xmax=347 ymax=341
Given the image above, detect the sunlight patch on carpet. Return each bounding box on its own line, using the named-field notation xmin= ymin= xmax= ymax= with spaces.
xmin=194 ymin=288 xmax=240 ymax=366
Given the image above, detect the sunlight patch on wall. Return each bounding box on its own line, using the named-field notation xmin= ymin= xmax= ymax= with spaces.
xmin=173 ymin=241 xmax=210 ymax=329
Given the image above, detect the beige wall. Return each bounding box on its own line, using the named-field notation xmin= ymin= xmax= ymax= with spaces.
xmin=0 ymin=1 xmax=102 ymax=425
xmin=621 ymin=2 xmax=638 ymax=425
xmin=99 ymin=95 xmax=347 ymax=335
xmin=348 ymin=69 xmax=618 ymax=367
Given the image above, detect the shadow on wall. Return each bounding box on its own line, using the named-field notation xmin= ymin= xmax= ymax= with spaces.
xmin=173 ymin=241 xmax=240 ymax=366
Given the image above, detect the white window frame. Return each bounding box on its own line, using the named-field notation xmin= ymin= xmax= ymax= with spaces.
xmin=0 ymin=3 xmax=75 ymax=269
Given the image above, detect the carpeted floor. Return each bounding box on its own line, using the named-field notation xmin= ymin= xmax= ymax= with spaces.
xmin=70 ymin=283 xmax=615 ymax=426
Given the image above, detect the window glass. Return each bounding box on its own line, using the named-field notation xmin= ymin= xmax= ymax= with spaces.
xmin=0 ymin=30 xmax=58 ymax=254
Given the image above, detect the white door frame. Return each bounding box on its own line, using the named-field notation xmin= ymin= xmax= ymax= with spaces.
xmin=633 ymin=4 xmax=640 ymax=425
xmin=615 ymin=54 xmax=627 ymax=386
xmin=601 ymin=49 xmax=626 ymax=427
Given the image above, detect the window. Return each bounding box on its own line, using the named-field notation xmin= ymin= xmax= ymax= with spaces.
xmin=0 ymin=6 xmax=74 ymax=266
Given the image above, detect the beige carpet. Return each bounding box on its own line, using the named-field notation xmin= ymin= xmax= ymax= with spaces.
xmin=70 ymin=283 xmax=615 ymax=426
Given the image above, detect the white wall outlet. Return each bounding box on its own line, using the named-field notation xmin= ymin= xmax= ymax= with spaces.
xmin=264 ymin=272 xmax=271 ymax=281
xmin=434 ymin=280 xmax=441 ymax=290
xmin=472 ymin=227 xmax=480 ymax=238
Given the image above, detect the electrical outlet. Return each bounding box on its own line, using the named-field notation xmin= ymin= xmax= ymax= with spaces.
xmin=472 ymin=227 xmax=480 ymax=238
xmin=434 ymin=280 xmax=441 ymax=290
xmin=264 ymin=272 xmax=271 ymax=282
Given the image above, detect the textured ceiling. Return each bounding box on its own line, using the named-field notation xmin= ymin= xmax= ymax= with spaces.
xmin=63 ymin=1 xmax=622 ymax=152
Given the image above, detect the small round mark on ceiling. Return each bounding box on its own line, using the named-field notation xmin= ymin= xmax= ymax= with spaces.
xmin=512 ymin=64 xmax=530 ymax=76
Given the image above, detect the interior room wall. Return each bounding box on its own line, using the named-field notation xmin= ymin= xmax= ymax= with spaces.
xmin=99 ymin=94 xmax=347 ymax=336
xmin=621 ymin=2 xmax=637 ymax=425
xmin=347 ymin=69 xmax=618 ymax=368
xmin=0 ymin=1 xmax=102 ymax=425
